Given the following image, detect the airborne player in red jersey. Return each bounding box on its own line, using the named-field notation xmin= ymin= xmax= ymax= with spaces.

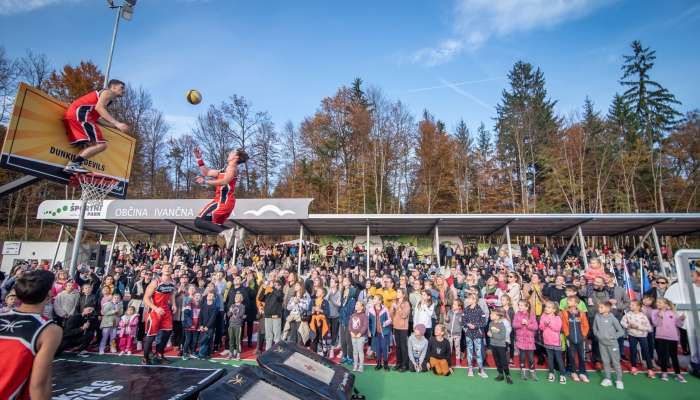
xmin=141 ymin=263 xmax=177 ymax=365
xmin=193 ymin=146 xmax=248 ymax=247
xmin=62 ymin=79 xmax=129 ymax=174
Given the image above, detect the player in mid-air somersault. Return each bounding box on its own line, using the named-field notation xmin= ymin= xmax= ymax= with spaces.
xmin=193 ymin=146 xmax=249 ymax=247
xmin=63 ymin=79 xmax=130 ymax=174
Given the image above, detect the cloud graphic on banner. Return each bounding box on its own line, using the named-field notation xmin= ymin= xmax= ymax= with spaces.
xmin=243 ymin=204 xmax=296 ymax=217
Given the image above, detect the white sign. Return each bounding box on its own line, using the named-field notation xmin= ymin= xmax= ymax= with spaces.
xmin=37 ymin=200 xmax=112 ymax=220
xmin=2 ymin=241 xmax=21 ymax=255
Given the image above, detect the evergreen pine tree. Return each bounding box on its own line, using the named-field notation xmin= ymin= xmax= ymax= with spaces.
xmin=620 ymin=40 xmax=682 ymax=144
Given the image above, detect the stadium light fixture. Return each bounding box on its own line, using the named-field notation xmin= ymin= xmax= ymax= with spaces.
xmin=121 ymin=0 xmax=138 ymax=21
xmin=102 ymin=0 xmax=137 ymax=87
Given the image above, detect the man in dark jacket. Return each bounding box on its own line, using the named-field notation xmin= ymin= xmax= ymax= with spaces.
xmin=58 ymin=313 xmax=94 ymax=355
xmin=197 ymin=292 xmax=218 ymax=358
xmin=258 ymin=278 xmax=284 ymax=351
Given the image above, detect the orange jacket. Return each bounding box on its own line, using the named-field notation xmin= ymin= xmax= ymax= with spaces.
xmin=561 ymin=309 xmax=590 ymax=338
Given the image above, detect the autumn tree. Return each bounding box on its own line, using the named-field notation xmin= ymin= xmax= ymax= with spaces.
xmin=46 ymin=61 xmax=103 ymax=102
xmin=410 ymin=111 xmax=458 ymax=213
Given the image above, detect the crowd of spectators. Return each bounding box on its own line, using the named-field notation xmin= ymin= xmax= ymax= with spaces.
xmin=1 ymin=236 xmax=697 ymax=390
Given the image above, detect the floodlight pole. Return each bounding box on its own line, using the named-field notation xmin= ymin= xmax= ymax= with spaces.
xmin=104 ymin=5 xmax=123 ymax=88
xmin=69 ymin=199 xmax=88 ymax=277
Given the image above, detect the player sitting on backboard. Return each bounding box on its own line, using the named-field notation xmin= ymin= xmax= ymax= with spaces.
xmin=193 ymin=146 xmax=248 ymax=247
xmin=63 ymin=79 xmax=129 ymax=174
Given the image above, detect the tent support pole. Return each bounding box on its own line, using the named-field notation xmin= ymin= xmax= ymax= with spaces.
xmin=168 ymin=226 xmax=178 ymax=263
xmin=578 ymin=225 xmax=589 ymax=269
xmin=505 ymin=225 xmax=513 ymax=270
xmin=104 ymin=225 xmax=119 ymax=275
xmin=297 ymin=225 xmax=303 ymax=276
xmin=651 ymin=227 xmax=668 ymax=277
xmin=366 ymin=225 xmax=370 ymax=277
xmin=51 ymin=225 xmax=65 ymax=267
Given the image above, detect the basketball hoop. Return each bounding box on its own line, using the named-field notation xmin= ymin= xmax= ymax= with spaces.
xmin=68 ymin=172 xmax=120 ymax=207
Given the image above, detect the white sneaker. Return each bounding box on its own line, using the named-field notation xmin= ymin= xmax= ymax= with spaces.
xmin=118 ymin=351 xmax=124 ymax=356
xmin=219 ymin=228 xmax=235 ymax=248
xmin=99 ymin=350 xmax=104 ymax=355
xmin=615 ymin=381 xmax=624 ymax=390
xmin=220 ymin=350 xmax=231 ymax=357
xmin=478 ymin=369 xmax=488 ymax=378
xmin=63 ymin=161 xmax=89 ymax=174
xmin=467 ymin=368 xmax=474 ymax=377
xmin=600 ymin=378 xmax=613 ymax=387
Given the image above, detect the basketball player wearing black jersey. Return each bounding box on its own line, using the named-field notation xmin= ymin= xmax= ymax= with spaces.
xmin=0 ymin=270 xmax=62 ymax=400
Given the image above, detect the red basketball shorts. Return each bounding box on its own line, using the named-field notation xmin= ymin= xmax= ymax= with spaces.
xmin=64 ymin=117 xmax=105 ymax=145
xmin=145 ymin=309 xmax=173 ymax=336
xmin=198 ymin=200 xmax=235 ymax=225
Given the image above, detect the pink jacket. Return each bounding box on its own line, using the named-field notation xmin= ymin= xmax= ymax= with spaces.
xmin=118 ymin=314 xmax=139 ymax=337
xmin=651 ymin=309 xmax=684 ymax=341
xmin=513 ymin=311 xmax=538 ymax=350
xmin=539 ymin=313 xmax=562 ymax=347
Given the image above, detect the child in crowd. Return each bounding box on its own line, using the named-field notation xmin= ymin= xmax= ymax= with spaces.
xmin=488 ymin=309 xmax=512 ymax=384
xmin=427 ymin=324 xmax=452 ymax=376
xmin=445 ymin=299 xmax=463 ymax=366
xmin=349 ymin=301 xmax=368 ymax=372
xmin=499 ymin=294 xmax=515 ymax=361
xmin=227 ymin=292 xmax=246 ymax=360
xmin=408 ymin=323 xmax=429 ymax=372
xmin=117 ymin=305 xmax=139 ymax=355
xmin=561 ymin=297 xmax=589 ymax=382
xmin=652 ymin=298 xmax=687 ymax=383
xmin=560 ymin=285 xmax=587 ymax=312
xmin=310 ymin=287 xmax=331 ymax=356
xmin=368 ymin=294 xmax=392 ymax=370
xmin=1 ymin=289 xmax=18 ymax=313
xmin=413 ymin=290 xmax=435 ymax=339
xmin=462 ymin=294 xmax=488 ymax=378
xmin=593 ymin=301 xmax=625 ymax=390
xmin=539 ymin=301 xmax=566 ymax=384
xmin=621 ymin=300 xmax=654 ymax=378
xmin=182 ymin=291 xmax=201 ymax=360
xmin=514 ymin=299 xmax=538 ymax=381
xmin=641 ymin=294 xmax=656 ymax=360
xmin=99 ymin=294 xmax=123 ymax=354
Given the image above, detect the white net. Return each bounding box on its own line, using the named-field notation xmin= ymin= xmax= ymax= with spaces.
xmin=75 ymin=174 xmax=120 ymax=206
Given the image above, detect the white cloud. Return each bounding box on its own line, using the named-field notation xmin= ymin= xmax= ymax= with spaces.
xmin=0 ymin=0 xmax=83 ymax=16
xmin=411 ymin=39 xmax=464 ymax=67
xmin=411 ymin=0 xmax=615 ymax=66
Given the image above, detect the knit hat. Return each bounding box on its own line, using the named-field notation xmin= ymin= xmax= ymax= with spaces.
xmin=414 ymin=323 xmax=426 ymax=336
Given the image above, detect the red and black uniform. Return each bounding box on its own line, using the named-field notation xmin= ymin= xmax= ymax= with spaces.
xmin=145 ymin=278 xmax=176 ymax=337
xmin=0 ymin=311 xmax=54 ymax=400
xmin=63 ymin=90 xmax=108 ymax=145
xmin=198 ymin=170 xmax=237 ymax=225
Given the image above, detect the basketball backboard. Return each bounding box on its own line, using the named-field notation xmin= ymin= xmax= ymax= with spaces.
xmin=0 ymin=83 xmax=136 ymax=198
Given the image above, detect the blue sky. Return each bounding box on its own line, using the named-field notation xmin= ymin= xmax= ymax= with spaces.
xmin=1 ymin=0 xmax=699 ymax=137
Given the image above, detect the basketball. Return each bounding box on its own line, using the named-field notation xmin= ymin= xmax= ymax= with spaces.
xmin=186 ymin=89 xmax=202 ymax=105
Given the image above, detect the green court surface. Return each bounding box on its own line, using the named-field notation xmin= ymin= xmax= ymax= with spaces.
xmin=63 ymin=353 xmax=699 ymax=400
